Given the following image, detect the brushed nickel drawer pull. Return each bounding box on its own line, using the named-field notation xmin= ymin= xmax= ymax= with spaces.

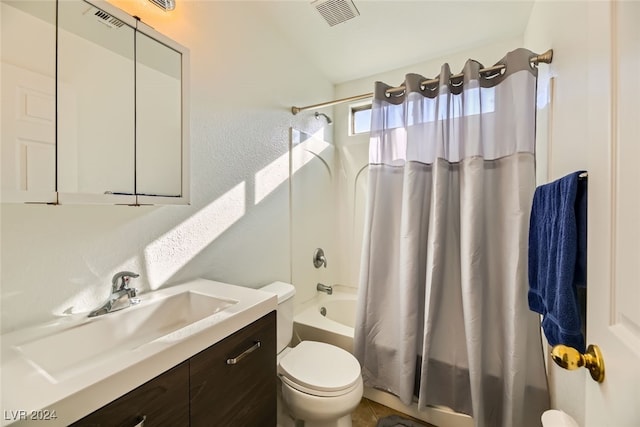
xmin=226 ymin=341 xmax=261 ymax=365
xmin=133 ymin=415 xmax=146 ymax=427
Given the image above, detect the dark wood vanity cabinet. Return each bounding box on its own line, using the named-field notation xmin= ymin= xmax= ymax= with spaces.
xmin=70 ymin=362 xmax=190 ymax=427
xmin=190 ymin=311 xmax=277 ymax=427
xmin=71 ymin=312 xmax=276 ymax=427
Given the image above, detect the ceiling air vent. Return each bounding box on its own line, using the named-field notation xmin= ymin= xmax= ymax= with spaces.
xmin=312 ymin=0 xmax=360 ymax=27
xmin=148 ymin=0 xmax=176 ymax=12
xmin=94 ymin=10 xmax=124 ymax=28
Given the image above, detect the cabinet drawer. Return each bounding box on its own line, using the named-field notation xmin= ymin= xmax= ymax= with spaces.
xmin=71 ymin=361 xmax=189 ymax=427
xmin=190 ymin=311 xmax=276 ymax=427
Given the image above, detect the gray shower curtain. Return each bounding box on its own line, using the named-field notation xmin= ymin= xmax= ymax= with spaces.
xmin=354 ymin=48 xmax=549 ymax=427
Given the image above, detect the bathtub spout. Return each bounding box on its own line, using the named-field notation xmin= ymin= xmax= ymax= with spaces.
xmin=316 ymin=283 xmax=333 ymax=295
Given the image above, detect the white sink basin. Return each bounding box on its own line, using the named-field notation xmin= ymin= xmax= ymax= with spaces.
xmin=1 ymin=279 xmax=277 ymax=427
xmin=15 ymin=291 xmax=236 ymax=381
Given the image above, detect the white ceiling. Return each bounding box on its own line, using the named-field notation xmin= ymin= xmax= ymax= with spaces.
xmin=255 ymin=0 xmax=535 ymax=84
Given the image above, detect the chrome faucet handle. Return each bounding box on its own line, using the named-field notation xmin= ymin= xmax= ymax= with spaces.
xmin=111 ymin=271 xmax=140 ymax=292
xmin=127 ymin=287 xmax=141 ymax=305
xmin=313 ymin=248 xmax=327 ymax=269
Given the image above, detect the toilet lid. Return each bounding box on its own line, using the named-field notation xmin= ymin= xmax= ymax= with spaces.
xmin=278 ymin=341 xmax=361 ymax=394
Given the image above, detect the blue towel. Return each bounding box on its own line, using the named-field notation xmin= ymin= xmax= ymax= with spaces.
xmin=528 ymin=171 xmax=587 ymax=353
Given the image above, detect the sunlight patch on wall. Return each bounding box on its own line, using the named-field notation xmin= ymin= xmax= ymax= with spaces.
xmin=254 ymin=129 xmax=330 ymax=205
xmin=144 ymin=181 xmax=246 ymax=289
xmin=254 ymin=150 xmax=289 ymax=205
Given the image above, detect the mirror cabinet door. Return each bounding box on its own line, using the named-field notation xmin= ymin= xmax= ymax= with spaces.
xmin=135 ymin=32 xmax=183 ymax=199
xmin=2 ymin=0 xmax=187 ymax=205
xmin=57 ymin=0 xmax=136 ymax=202
xmin=1 ymin=0 xmax=57 ymax=203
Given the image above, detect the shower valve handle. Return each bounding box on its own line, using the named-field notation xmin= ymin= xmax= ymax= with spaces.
xmin=313 ymin=248 xmax=327 ymax=268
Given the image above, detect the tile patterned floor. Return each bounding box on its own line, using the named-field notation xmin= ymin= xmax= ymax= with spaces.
xmin=351 ymin=398 xmax=437 ymax=427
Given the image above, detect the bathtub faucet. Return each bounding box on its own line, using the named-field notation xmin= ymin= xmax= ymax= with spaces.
xmin=316 ymin=283 xmax=333 ymax=295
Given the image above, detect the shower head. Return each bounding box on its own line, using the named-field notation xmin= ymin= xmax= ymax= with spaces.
xmin=315 ymin=111 xmax=332 ymax=125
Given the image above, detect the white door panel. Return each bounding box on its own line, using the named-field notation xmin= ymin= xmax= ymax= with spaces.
xmin=585 ymin=1 xmax=640 ymax=425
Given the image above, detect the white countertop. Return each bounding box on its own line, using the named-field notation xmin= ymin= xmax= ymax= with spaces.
xmin=0 ymin=279 xmax=277 ymax=426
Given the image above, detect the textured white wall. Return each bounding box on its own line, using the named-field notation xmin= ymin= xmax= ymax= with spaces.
xmin=524 ymin=1 xmax=590 ymax=425
xmin=0 ymin=1 xmax=333 ymax=333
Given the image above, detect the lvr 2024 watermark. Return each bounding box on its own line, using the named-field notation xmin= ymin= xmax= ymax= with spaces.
xmin=3 ymin=410 xmax=58 ymax=421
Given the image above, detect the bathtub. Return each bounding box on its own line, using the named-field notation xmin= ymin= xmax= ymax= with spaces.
xmin=293 ymin=285 xmax=356 ymax=353
xmin=293 ymin=286 xmax=473 ymax=427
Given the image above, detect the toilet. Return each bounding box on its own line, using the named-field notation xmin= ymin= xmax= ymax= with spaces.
xmin=541 ymin=410 xmax=580 ymax=427
xmin=260 ymin=282 xmax=364 ymax=427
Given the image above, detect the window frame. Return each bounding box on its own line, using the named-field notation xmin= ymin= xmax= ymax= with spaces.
xmin=349 ymin=101 xmax=372 ymax=136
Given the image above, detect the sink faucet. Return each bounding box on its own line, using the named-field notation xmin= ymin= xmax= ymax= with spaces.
xmin=316 ymin=283 xmax=333 ymax=295
xmin=88 ymin=271 xmax=141 ymax=318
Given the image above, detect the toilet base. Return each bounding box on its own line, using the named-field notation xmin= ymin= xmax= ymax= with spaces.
xmin=277 ymin=382 xmax=354 ymax=427
xmin=280 ymin=377 xmax=363 ymax=427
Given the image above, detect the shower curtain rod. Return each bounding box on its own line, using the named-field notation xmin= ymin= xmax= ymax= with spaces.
xmin=291 ymin=49 xmax=553 ymax=115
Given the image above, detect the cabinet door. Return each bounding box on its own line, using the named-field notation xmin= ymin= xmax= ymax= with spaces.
xmin=135 ymin=30 xmax=183 ymax=199
xmin=190 ymin=312 xmax=277 ymax=427
xmin=70 ymin=361 xmax=189 ymax=427
xmin=57 ymin=0 xmax=136 ymax=204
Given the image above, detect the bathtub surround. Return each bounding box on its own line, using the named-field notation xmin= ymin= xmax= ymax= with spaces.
xmin=294 ymin=285 xmax=357 ymax=353
xmin=354 ymin=49 xmax=549 ymax=427
xmin=290 ymin=128 xmax=339 ymax=305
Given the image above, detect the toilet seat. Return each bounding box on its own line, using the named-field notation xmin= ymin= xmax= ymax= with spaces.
xmin=278 ymin=341 xmax=361 ymax=398
xmin=280 ymin=373 xmax=361 ymax=397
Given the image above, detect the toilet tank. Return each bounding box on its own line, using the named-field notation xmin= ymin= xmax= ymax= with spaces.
xmin=259 ymin=282 xmax=296 ymax=354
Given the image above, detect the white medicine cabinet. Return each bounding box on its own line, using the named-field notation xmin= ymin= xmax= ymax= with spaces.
xmin=1 ymin=0 xmax=189 ymax=205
